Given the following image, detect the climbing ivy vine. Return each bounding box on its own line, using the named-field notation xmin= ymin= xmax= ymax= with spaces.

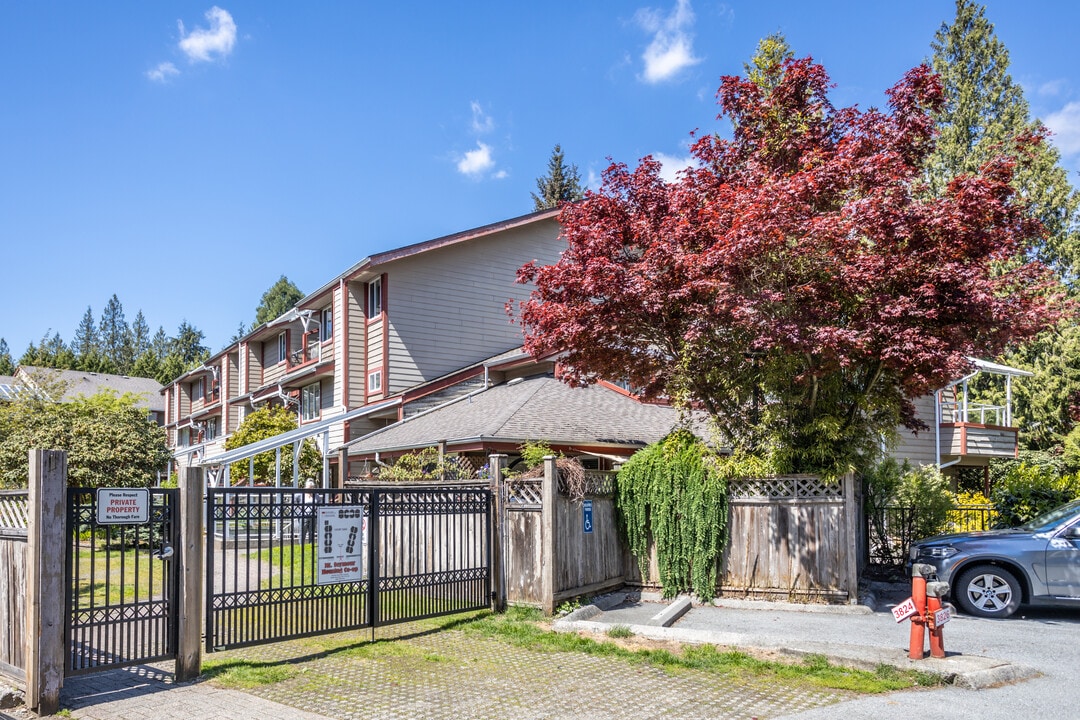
xmin=616 ymin=431 xmax=770 ymax=601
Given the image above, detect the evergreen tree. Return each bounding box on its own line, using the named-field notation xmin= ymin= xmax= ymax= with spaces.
xmin=0 ymin=339 xmax=14 ymax=376
xmin=150 ymin=327 xmax=170 ymax=361
xmin=19 ymin=332 xmax=75 ymax=369
xmin=229 ymin=321 xmax=248 ymax=344
xmin=98 ymin=294 xmax=132 ymax=373
xmin=72 ymin=306 xmax=98 ymax=360
xmin=929 ymin=0 xmax=1080 ymax=278
xmin=254 ymin=276 xmax=304 ymax=327
xmin=531 ymin=144 xmax=584 ymax=210
xmin=130 ymin=349 xmax=163 ymax=381
xmin=130 ymin=310 xmax=151 ymax=361
xmin=171 ymin=320 xmax=209 ymax=365
xmin=743 ymin=32 xmax=793 ymax=93
xmin=929 ymin=1 xmax=1080 ymax=448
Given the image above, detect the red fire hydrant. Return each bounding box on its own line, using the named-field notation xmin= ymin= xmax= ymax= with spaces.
xmin=925 ymin=581 xmax=950 ymax=659
xmin=908 ymin=563 xmax=932 ymax=660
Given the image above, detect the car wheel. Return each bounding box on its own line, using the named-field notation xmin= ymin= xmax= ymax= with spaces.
xmin=954 ymin=565 xmax=1022 ymax=619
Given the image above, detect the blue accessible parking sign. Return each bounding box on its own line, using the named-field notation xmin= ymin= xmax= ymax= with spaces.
xmin=583 ymin=500 xmax=593 ymax=534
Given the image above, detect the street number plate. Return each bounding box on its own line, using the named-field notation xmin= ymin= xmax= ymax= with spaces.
xmin=934 ymin=607 xmax=951 ymax=627
xmin=892 ymin=597 xmax=918 ymax=623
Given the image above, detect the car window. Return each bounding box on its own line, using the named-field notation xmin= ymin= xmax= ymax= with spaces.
xmin=1019 ymin=498 xmax=1080 ymax=533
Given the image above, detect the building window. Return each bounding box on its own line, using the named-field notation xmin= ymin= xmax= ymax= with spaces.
xmin=205 ymin=417 xmax=218 ymax=441
xmin=191 ymin=378 xmax=204 ymax=402
xmin=302 ymin=381 xmax=322 ymax=421
xmin=277 ymin=332 xmax=287 ymax=364
xmin=178 ymin=427 xmax=191 ymax=447
xmin=367 ymin=278 xmax=382 ymax=319
xmin=368 ymin=371 xmax=382 ymax=393
xmin=320 ymin=307 xmax=333 ymax=342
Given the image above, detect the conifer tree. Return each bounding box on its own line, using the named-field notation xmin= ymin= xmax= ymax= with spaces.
xmin=98 ymin=294 xmax=131 ymax=373
xmin=929 ymin=0 xmax=1080 ymax=278
xmin=72 ymin=306 xmax=98 ymax=360
xmin=929 ymin=1 xmax=1080 ymax=449
xmin=531 ymin=144 xmax=584 ymax=210
xmin=254 ymin=276 xmax=304 ymax=327
xmin=0 ymin=339 xmax=14 ymax=376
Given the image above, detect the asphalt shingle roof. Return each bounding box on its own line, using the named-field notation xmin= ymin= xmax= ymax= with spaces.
xmin=348 ymin=374 xmax=690 ymax=454
xmin=18 ymin=367 xmax=165 ymax=412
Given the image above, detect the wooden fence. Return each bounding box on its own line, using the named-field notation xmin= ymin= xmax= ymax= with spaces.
xmin=498 ymin=460 xmax=861 ymax=608
xmin=0 ymin=490 xmax=28 ymax=684
xmin=496 ymin=457 xmax=623 ymax=613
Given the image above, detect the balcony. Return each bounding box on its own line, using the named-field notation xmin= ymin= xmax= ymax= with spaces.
xmin=935 ymin=358 xmax=1031 ymax=467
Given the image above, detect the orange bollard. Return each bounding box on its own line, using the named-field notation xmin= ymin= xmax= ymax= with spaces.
xmin=908 ymin=563 xmax=934 ymax=660
xmin=926 ymin=581 xmax=950 ymax=659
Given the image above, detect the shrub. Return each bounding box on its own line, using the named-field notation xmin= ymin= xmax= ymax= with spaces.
xmin=947 ymin=491 xmax=996 ymax=533
xmin=865 ymin=460 xmax=955 ymax=565
xmin=990 ymin=463 xmax=1080 ymax=527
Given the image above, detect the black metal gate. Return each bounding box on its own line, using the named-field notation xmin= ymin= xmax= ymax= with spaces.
xmin=64 ymin=488 xmax=179 ymax=675
xmin=205 ymin=484 xmax=491 ymax=651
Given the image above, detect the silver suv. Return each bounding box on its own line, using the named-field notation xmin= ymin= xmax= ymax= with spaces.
xmin=908 ymin=498 xmax=1080 ymax=618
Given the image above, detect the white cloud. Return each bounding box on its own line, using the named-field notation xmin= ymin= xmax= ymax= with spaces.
xmin=1038 ymin=79 xmax=1067 ymax=97
xmin=654 ymin=152 xmax=697 ymax=182
xmin=635 ymin=0 xmax=701 ymax=84
xmin=146 ymin=62 xmax=180 ymax=83
xmin=494 ymin=170 xmax=509 ymax=180
xmin=1046 ymin=101 xmax=1080 ymax=157
xmin=457 ymin=142 xmax=495 ymax=176
xmin=470 ymin=101 xmax=494 ymax=133
xmin=179 ymin=6 xmax=237 ymax=63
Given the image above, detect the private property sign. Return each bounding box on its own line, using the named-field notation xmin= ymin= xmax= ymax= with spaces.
xmin=96 ymin=488 xmax=149 ymax=524
xmin=316 ymin=505 xmax=368 ymax=586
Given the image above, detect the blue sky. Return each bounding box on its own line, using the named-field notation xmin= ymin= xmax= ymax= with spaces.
xmin=2 ymin=1 xmax=1078 ymax=361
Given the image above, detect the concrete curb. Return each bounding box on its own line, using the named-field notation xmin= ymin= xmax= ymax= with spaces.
xmin=710 ymin=597 xmax=874 ymax=615
xmin=647 ymin=597 xmax=692 ymax=627
xmin=552 ymin=614 xmax=1039 ymax=690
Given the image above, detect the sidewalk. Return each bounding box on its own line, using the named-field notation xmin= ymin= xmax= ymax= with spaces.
xmin=3 ymin=590 xmax=1047 ymax=719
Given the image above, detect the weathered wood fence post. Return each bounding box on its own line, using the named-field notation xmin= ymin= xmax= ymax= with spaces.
xmin=541 ymin=455 xmax=557 ymax=615
xmin=488 ymin=454 xmax=507 ymax=612
xmin=25 ymin=449 xmax=66 ymax=715
xmin=176 ymin=467 xmax=204 ymax=681
xmin=843 ymin=472 xmax=859 ymax=604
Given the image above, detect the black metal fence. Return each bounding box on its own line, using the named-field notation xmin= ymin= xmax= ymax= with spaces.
xmin=205 ymin=484 xmax=491 ymax=652
xmin=65 ymin=488 xmax=179 ymax=675
xmin=867 ymin=503 xmax=997 ymax=566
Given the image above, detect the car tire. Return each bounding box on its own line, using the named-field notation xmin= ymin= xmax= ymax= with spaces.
xmin=953 ymin=565 xmax=1022 ymax=619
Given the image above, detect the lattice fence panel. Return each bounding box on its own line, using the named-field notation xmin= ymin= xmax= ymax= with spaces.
xmin=728 ymin=475 xmax=842 ymax=500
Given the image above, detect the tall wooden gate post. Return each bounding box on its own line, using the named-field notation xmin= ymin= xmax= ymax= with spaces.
xmin=26 ymin=449 xmax=66 ymax=715
xmin=488 ymin=454 xmax=507 ymax=612
xmin=541 ymin=456 xmax=557 ymax=615
xmin=176 ymin=467 xmax=204 ymax=681
xmin=843 ymin=472 xmax=859 ymax=604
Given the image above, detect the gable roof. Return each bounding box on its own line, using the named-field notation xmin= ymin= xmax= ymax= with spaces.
xmin=345 ymin=373 xmax=694 ymax=456
xmin=16 ymin=367 xmax=164 ymax=412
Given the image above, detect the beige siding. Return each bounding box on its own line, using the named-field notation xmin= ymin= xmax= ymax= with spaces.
xmin=382 ymin=218 xmax=562 ymax=393
xmin=347 ymin=284 xmax=366 ymax=407
xmin=890 ymin=394 xmax=938 ymax=467
xmin=943 ymin=425 xmax=1018 ymax=457
xmin=332 ymin=289 xmax=345 ymax=408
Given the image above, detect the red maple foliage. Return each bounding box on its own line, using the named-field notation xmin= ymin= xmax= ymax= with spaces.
xmin=513 ymin=58 xmax=1069 ymax=473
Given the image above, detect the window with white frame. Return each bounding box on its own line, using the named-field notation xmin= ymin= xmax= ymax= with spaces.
xmin=301 ymin=381 xmax=322 ymax=421
xmin=277 ymin=332 xmax=287 ymax=363
xmin=178 ymin=427 xmax=191 ymax=447
xmin=191 ymin=377 xmax=204 ymax=402
xmin=368 ymin=370 xmax=382 ymax=393
xmin=205 ymin=417 xmax=218 ymax=441
xmin=320 ymin=307 xmax=333 ymax=342
xmin=367 ymin=278 xmax=382 ymax=319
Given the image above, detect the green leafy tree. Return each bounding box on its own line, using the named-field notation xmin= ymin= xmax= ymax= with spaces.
xmin=531 ymin=144 xmax=584 ymax=210
xmin=254 ymin=276 xmax=304 ymax=327
xmin=0 ymin=339 xmax=14 ymax=376
xmin=928 ymin=0 xmax=1080 ymax=277
xmin=224 ymin=406 xmax=320 ymax=485
xmin=130 ymin=310 xmax=151 ymax=361
xmin=0 ymin=385 xmax=169 ymax=488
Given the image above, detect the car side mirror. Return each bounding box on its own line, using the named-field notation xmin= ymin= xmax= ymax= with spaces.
xmin=1065 ymin=525 xmax=1080 ymax=540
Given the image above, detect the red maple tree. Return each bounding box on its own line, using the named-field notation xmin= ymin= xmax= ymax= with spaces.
xmin=514 ymin=58 xmax=1068 ymax=473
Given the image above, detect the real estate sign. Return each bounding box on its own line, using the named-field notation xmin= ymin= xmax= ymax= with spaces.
xmin=316 ymin=505 xmax=367 ymax=585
